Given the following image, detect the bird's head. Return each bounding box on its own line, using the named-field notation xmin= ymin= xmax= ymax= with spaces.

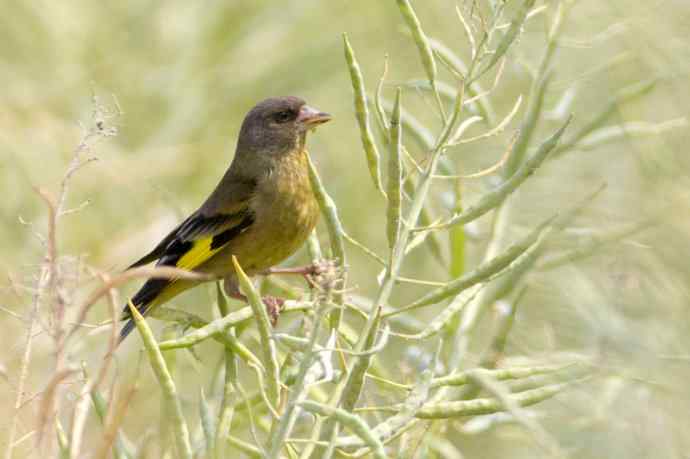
xmin=236 ymin=96 xmax=331 ymax=159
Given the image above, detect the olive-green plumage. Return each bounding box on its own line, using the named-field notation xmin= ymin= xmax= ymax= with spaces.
xmin=119 ymin=96 xmax=331 ymax=342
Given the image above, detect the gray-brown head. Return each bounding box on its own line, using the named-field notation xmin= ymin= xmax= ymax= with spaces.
xmin=235 ymin=96 xmax=331 ymax=160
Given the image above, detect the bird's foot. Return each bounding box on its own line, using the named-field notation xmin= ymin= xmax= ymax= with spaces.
xmin=223 ymin=277 xmax=284 ymax=326
xmin=262 ymin=260 xmax=338 ymax=289
xmin=261 ymin=295 xmax=284 ymax=326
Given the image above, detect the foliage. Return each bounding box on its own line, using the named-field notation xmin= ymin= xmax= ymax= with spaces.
xmin=2 ymin=1 xmax=689 ymax=458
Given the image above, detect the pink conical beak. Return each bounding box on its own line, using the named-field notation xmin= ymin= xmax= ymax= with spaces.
xmin=297 ymin=104 xmax=332 ymax=127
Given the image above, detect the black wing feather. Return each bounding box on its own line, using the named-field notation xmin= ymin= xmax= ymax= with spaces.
xmin=119 ymin=174 xmax=257 ymax=344
xmin=126 ymin=216 xmax=193 ymax=269
xmin=127 ymin=210 xmax=245 ymax=269
xmin=119 ymin=209 xmax=255 ymax=344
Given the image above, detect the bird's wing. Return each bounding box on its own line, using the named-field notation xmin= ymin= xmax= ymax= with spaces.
xmin=120 ymin=179 xmax=256 ymax=325
xmin=127 ymin=176 xmax=256 ymax=270
xmin=126 ymin=218 xmax=187 ymax=269
xmin=157 ymin=208 xmax=255 ymax=271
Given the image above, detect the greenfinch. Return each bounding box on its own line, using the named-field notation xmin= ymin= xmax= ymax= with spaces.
xmin=120 ymin=96 xmax=331 ymax=342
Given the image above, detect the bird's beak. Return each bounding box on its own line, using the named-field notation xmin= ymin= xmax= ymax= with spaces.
xmin=297 ymin=105 xmax=332 ymax=129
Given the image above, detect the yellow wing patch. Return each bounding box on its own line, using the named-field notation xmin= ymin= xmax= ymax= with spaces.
xmin=176 ymin=237 xmax=224 ymax=271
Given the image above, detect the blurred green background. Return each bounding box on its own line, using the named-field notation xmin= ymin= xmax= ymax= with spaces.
xmin=1 ymin=1 xmax=689 ymax=458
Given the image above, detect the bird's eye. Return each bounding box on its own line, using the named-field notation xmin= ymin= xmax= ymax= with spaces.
xmin=274 ymin=110 xmax=293 ymax=123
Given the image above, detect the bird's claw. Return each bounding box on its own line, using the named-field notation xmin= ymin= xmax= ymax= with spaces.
xmin=262 ymin=296 xmax=284 ymax=326
xmin=309 ymin=259 xmax=346 ymax=293
xmin=304 ymin=259 xmax=339 ymax=289
xmin=261 ymin=260 xmax=343 ymax=292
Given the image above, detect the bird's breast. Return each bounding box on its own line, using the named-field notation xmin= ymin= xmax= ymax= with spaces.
xmin=232 ymin=151 xmax=319 ymax=273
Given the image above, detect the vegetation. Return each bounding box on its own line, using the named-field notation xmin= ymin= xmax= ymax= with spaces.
xmin=2 ymin=1 xmax=688 ymax=458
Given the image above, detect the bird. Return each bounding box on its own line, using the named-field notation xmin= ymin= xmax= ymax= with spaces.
xmin=119 ymin=96 xmax=331 ymax=343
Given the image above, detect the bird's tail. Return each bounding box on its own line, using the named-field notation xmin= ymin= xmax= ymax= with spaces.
xmin=118 ymin=303 xmax=154 ymax=343
xmin=118 ymin=277 xmax=170 ymax=344
xmin=118 ymin=315 xmax=143 ymax=344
